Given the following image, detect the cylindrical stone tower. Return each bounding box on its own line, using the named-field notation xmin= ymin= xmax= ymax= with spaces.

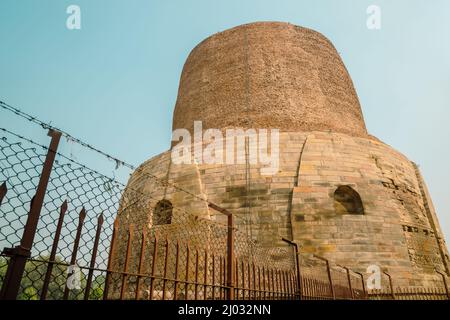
xmin=121 ymin=22 xmax=450 ymax=287
xmin=172 ymin=22 xmax=367 ymax=137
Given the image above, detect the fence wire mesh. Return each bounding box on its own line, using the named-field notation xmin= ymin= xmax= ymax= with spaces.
xmin=1 ymin=126 xmax=449 ymax=300
xmin=0 ymin=130 xmax=126 ymax=299
xmin=0 ymin=128 xmax=297 ymax=300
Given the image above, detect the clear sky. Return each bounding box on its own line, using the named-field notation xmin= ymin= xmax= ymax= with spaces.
xmin=0 ymin=0 xmax=449 ymax=241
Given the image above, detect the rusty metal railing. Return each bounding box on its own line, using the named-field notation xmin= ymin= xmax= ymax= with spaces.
xmin=1 ymin=128 xmax=449 ymax=300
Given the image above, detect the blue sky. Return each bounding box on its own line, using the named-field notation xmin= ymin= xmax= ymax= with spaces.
xmin=0 ymin=0 xmax=449 ymax=240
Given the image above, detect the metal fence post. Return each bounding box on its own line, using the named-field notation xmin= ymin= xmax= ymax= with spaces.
xmin=0 ymin=129 xmax=61 ymax=300
xmin=314 ymin=255 xmax=335 ymax=299
xmin=63 ymin=207 xmax=87 ymax=300
xmin=436 ymin=270 xmax=450 ymax=300
xmin=226 ymin=212 xmax=234 ymax=300
xmin=208 ymin=202 xmax=235 ymax=300
xmin=103 ymin=219 xmax=119 ymax=300
xmin=0 ymin=182 xmax=7 ymax=207
xmin=338 ymin=265 xmax=354 ymax=299
xmin=355 ymin=272 xmax=367 ymax=299
xmin=383 ymin=271 xmax=395 ymax=300
xmin=282 ymin=238 xmax=302 ymax=300
xmin=41 ymin=200 xmax=68 ymax=300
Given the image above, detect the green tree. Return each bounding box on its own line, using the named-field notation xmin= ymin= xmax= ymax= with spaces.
xmin=18 ymin=255 xmax=69 ymax=300
xmin=20 ymin=286 xmax=39 ymax=300
xmin=0 ymin=255 xmax=106 ymax=300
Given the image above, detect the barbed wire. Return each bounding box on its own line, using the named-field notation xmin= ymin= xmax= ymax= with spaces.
xmin=0 ymin=100 xmax=214 ymax=204
xmin=0 ymin=100 xmax=134 ymax=170
xmin=1 ymin=127 xmax=292 ymax=256
xmin=0 ymin=100 xmax=292 ymax=243
xmin=0 ymin=127 xmax=213 ymax=231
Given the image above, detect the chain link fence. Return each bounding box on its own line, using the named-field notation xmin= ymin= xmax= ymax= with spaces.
xmin=1 ymin=127 xmax=448 ymax=300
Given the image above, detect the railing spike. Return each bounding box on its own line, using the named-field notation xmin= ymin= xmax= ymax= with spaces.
xmin=0 ymin=182 xmax=7 ymax=207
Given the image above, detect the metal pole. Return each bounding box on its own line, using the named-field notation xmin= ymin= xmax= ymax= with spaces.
xmin=0 ymin=182 xmax=7 ymax=207
xmin=436 ymin=270 xmax=450 ymax=300
xmin=314 ymin=254 xmax=335 ymax=299
xmin=103 ymin=219 xmax=119 ymax=300
xmin=0 ymin=129 xmax=61 ymax=300
xmin=282 ymin=238 xmax=302 ymax=300
xmin=208 ymin=202 xmax=235 ymax=300
xmin=355 ymin=272 xmax=367 ymax=299
xmin=41 ymin=200 xmax=68 ymax=300
xmin=227 ymin=213 xmax=234 ymax=300
xmin=63 ymin=208 xmax=87 ymax=300
xmin=337 ymin=265 xmax=353 ymax=299
xmin=84 ymin=213 xmax=104 ymax=300
xmin=383 ymin=271 xmax=395 ymax=300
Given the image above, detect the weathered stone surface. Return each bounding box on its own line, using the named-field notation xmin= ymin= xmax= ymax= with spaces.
xmin=172 ymin=22 xmax=367 ymax=137
xmin=118 ymin=22 xmax=450 ymax=288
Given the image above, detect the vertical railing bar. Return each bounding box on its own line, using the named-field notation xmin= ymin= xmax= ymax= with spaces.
xmin=241 ymin=260 xmax=245 ymax=300
xmin=355 ymin=272 xmax=366 ymax=299
xmin=184 ymin=242 xmax=190 ymax=300
xmin=262 ymin=267 xmax=266 ymax=300
xmin=219 ymin=256 xmax=223 ymax=300
xmin=235 ymin=258 xmax=239 ymax=300
xmin=203 ymin=249 xmax=208 ymax=300
xmin=0 ymin=130 xmax=61 ymax=300
xmin=290 ymin=272 xmax=294 ymax=299
xmin=162 ymin=237 xmax=170 ymax=300
xmin=270 ymin=269 xmax=274 ymax=300
xmin=279 ymin=270 xmax=286 ymax=300
xmin=383 ymin=271 xmax=395 ymax=300
xmin=0 ymin=182 xmax=7 ymax=207
xmin=252 ymin=261 xmax=256 ymax=300
xmin=149 ymin=235 xmax=159 ymax=300
xmin=283 ymin=271 xmax=288 ymax=299
xmin=41 ymin=200 xmax=67 ymax=300
xmin=278 ymin=270 xmax=281 ymax=300
xmin=273 ymin=269 xmax=277 ymax=300
xmin=194 ymin=248 xmax=199 ymax=300
xmin=247 ymin=262 xmax=251 ymax=300
xmin=291 ymin=272 xmax=295 ymax=299
xmin=222 ymin=256 xmax=226 ymax=300
xmin=281 ymin=271 xmax=285 ymax=300
xmin=257 ymin=266 xmax=261 ymax=300
xmin=346 ymin=268 xmax=354 ymax=299
xmin=84 ymin=213 xmax=104 ymax=300
xmin=276 ymin=270 xmax=280 ymax=300
xmin=289 ymin=272 xmax=294 ymax=299
xmin=63 ymin=207 xmax=87 ymax=300
xmin=294 ymin=272 xmax=298 ymax=299
xmin=103 ymin=219 xmax=119 ymax=300
xmin=119 ymin=224 xmax=134 ymax=300
xmin=135 ymin=228 xmax=147 ymax=300
xmin=436 ymin=270 xmax=450 ymax=300
xmin=173 ymin=241 xmax=180 ymax=300
xmin=212 ymin=254 xmax=215 ymax=300
xmin=227 ymin=214 xmax=234 ymax=300
xmin=279 ymin=270 xmax=283 ymax=300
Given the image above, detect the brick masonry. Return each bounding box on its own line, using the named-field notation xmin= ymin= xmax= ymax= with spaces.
xmin=121 ymin=131 xmax=450 ymax=287
xmin=117 ymin=22 xmax=450 ymax=288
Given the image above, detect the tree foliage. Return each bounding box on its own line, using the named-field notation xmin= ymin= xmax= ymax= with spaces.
xmin=0 ymin=255 xmax=105 ymax=300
